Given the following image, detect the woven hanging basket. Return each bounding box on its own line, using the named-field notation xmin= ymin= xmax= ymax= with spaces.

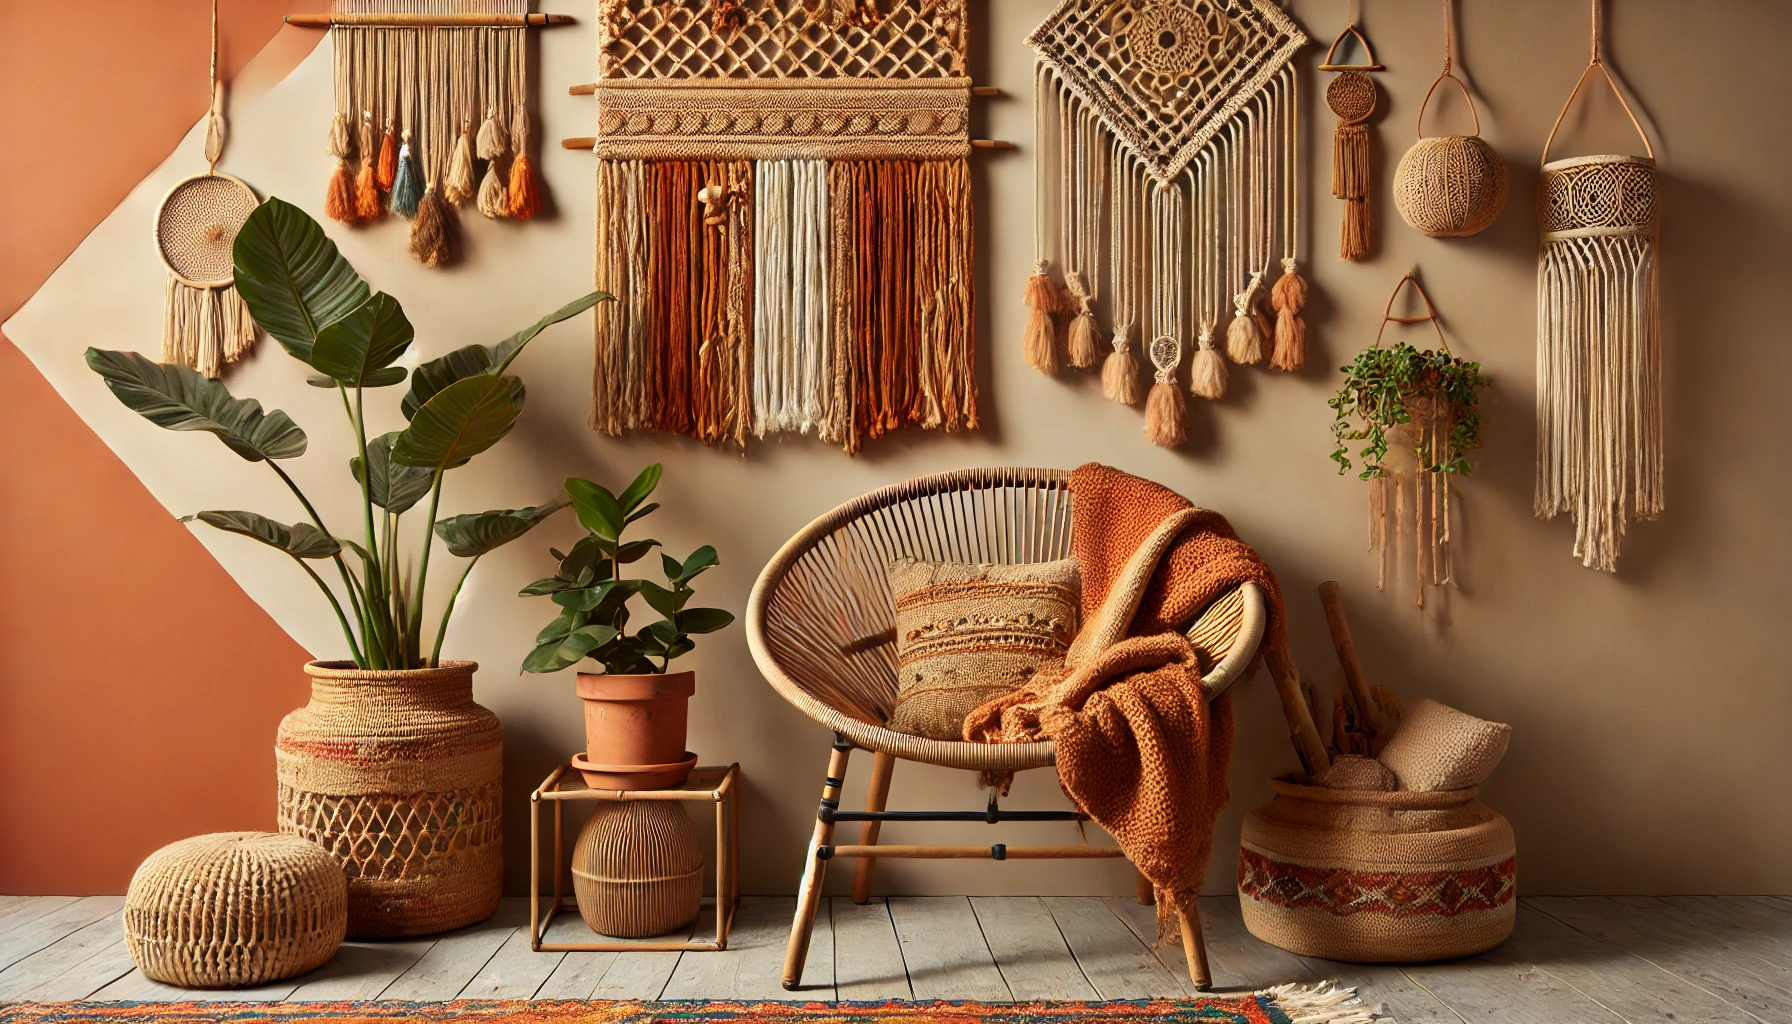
xmin=572 ymin=800 xmax=704 ymax=939
xmin=156 ymin=172 xmax=257 ymax=288
xmin=1237 ymin=777 xmax=1516 ymax=962
xmin=276 ymin=661 xmax=503 ymax=938
xmin=125 ymin=832 xmax=346 ymax=988
xmin=1391 ymin=55 xmax=1506 ymax=238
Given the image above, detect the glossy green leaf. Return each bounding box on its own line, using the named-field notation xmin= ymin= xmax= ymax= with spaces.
xmin=400 ymin=291 xmax=609 ymax=419
xmin=86 ymin=349 xmax=306 ymax=462
xmin=183 ymin=510 xmax=340 ymax=559
xmin=310 ymin=292 xmax=415 ymax=387
xmin=434 ymin=499 xmax=568 ymax=558
xmin=231 ymin=197 xmax=370 ymax=364
xmin=519 ymin=569 xmax=591 ymax=597
xmin=351 ymin=432 xmax=433 ymax=514
xmin=564 ymin=478 xmax=624 ymax=539
xmin=521 ymin=624 xmax=621 ymax=673
xmin=392 ymin=375 xmax=520 ymax=471
xmin=552 ymin=580 xmax=620 ymax=612
xmin=637 ymin=581 xmax=682 ymax=619
xmin=616 ymin=463 xmax=662 ymax=514
xmin=677 ymin=545 xmax=720 ymax=581
xmin=677 ymin=607 xmax=734 ymax=634
xmin=535 ymin=608 xmax=584 ymax=645
xmin=624 ymin=501 xmax=660 ymax=525
xmin=309 ymin=367 xmax=406 ymax=389
xmin=615 ymin=538 xmax=659 ymax=564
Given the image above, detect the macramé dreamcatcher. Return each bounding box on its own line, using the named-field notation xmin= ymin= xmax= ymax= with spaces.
xmin=306 ymin=1 xmax=570 ymax=267
xmin=1535 ymin=0 xmax=1661 ymax=572
xmin=583 ymin=0 xmax=977 ymax=455
xmin=1319 ymin=12 xmax=1382 ymax=262
xmin=157 ymin=0 xmax=260 ymax=379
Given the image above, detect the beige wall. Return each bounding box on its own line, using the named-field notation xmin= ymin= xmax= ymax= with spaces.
xmin=7 ymin=0 xmax=1788 ymax=898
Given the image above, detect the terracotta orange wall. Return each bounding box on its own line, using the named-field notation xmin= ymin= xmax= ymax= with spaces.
xmin=0 ymin=1 xmax=318 ymax=895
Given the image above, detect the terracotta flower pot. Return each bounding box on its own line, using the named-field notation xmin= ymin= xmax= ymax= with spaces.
xmin=574 ymin=671 xmax=695 ymax=789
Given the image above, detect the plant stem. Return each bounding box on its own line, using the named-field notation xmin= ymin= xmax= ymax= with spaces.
xmin=344 ymin=383 xmax=393 ymax=669
xmin=266 ymin=459 xmax=371 ymax=664
xmin=295 ymin=555 xmax=366 ymax=667
xmin=430 ymin=555 xmax=480 ymax=667
xmin=407 ymin=468 xmax=447 ymax=667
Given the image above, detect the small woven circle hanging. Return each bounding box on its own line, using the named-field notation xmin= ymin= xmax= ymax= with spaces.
xmin=1319 ymin=9 xmax=1383 ymax=262
xmin=1391 ymin=0 xmax=1505 ymax=238
xmin=157 ymin=0 xmax=260 ymax=378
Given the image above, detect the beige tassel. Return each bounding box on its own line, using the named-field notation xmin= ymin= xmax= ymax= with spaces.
xmin=1064 ymin=271 xmax=1100 ymax=369
xmin=476 ymin=108 xmax=508 ymax=162
xmin=1101 ymin=325 xmax=1143 ymax=405
xmin=1189 ymin=331 xmax=1228 ymax=400
xmin=444 ymin=122 xmax=475 ymax=205
xmin=1226 ymin=275 xmax=1268 ymax=365
xmin=328 ymin=111 xmax=351 ymax=161
xmin=1270 ymin=258 xmax=1309 ymax=371
xmin=1023 ymin=259 xmax=1060 ymax=375
xmin=1143 ymin=369 xmax=1189 ymax=449
xmin=477 ymin=162 xmax=508 ymax=219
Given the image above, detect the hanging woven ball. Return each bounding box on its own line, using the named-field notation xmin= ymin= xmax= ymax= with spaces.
xmin=1392 ymin=135 xmax=1507 ymax=237
xmin=572 ymin=800 xmax=704 ymax=938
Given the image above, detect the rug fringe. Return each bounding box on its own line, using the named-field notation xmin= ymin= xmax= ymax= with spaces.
xmin=1256 ymin=980 xmax=1388 ymax=1023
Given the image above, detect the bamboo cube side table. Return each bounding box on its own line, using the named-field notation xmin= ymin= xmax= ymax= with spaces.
xmin=530 ymin=762 xmax=741 ymax=952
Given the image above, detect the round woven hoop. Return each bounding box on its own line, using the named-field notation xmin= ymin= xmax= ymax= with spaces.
xmin=125 ymin=832 xmax=346 ymax=988
xmin=155 ymin=172 xmax=259 ymax=288
xmin=572 ymin=800 xmax=704 ymax=938
xmin=1237 ymin=777 xmax=1516 ymax=963
xmin=1393 ymin=135 xmax=1507 ymax=237
xmin=277 ymin=661 xmax=503 ymax=938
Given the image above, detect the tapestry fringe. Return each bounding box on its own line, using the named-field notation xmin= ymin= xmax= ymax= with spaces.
xmin=1256 ymin=980 xmax=1389 ymax=1023
xmin=161 ymin=276 xmax=257 ymax=380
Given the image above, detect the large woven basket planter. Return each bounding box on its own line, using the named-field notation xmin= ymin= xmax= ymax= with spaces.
xmin=572 ymin=800 xmax=704 ymax=938
xmin=277 ymin=660 xmax=503 ymax=938
xmin=1237 ymin=777 xmax=1516 ymax=962
xmin=125 ymin=832 xmax=345 ymax=987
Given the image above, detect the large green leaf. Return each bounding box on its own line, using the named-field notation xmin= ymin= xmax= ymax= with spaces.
xmin=616 ymin=463 xmax=662 ymax=514
xmin=392 ymin=375 xmax=520 ymax=470
xmin=182 ymin=510 xmax=340 ymax=558
xmin=310 ymin=368 xmax=406 ymax=389
xmin=677 ymin=607 xmax=735 ymax=634
xmin=564 ymin=478 xmax=624 ymax=539
xmin=310 ymin=292 xmax=415 ymax=387
xmin=433 ymin=499 xmax=569 ymax=558
xmin=232 ymin=197 xmax=370 ymax=364
xmin=85 ymin=348 xmax=306 ymax=462
xmin=350 ymin=432 xmax=433 ymax=514
xmin=400 ymin=291 xmax=610 ymax=419
xmin=521 ymin=624 xmax=620 ymax=673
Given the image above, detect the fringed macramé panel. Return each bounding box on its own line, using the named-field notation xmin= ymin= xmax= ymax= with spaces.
xmin=589 ymin=0 xmax=976 ymax=454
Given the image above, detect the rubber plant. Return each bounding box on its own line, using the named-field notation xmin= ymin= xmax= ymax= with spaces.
xmin=84 ymin=197 xmax=610 ymax=669
xmin=519 ymin=464 xmax=735 ymax=675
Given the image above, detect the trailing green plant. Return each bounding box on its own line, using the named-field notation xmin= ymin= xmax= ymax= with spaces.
xmin=520 ymin=464 xmax=734 ymax=675
xmin=85 ymin=197 xmax=610 ymax=670
xmin=1329 ymin=341 xmax=1488 ymax=480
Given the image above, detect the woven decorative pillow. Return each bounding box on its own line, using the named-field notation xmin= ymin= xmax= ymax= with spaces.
xmin=1377 ymin=698 xmax=1512 ymax=792
xmin=886 ymin=558 xmax=1080 ymax=741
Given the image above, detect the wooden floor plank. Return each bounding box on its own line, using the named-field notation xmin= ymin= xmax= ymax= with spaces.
xmin=284 ymin=938 xmax=437 ymax=1002
xmin=0 ymin=913 xmax=134 ymax=1002
xmin=662 ymin=896 xmax=830 ymax=1001
xmin=830 ymin=898 xmax=912 ymax=1002
xmin=1398 ymin=906 xmax=1622 ymax=1024
xmin=1653 ymin=897 xmax=1792 ymax=970
xmin=457 ymin=926 xmax=563 ymax=1000
xmin=379 ymin=898 xmax=530 ymax=1001
xmin=970 ymin=897 xmax=1096 ymax=1001
xmin=887 ymin=897 xmax=1010 ymax=1003
xmin=1513 ymin=899 xmax=1757 ymax=1023
xmin=0 ymin=897 xmax=125 ymax=974
xmin=0 ymin=897 xmax=79 ymax=937
xmin=1534 ymin=896 xmax=1792 ymax=1022
xmin=90 ymin=969 xmax=301 ymax=1002
xmin=531 ymin=913 xmax=619 ymax=1000
xmin=589 ymin=949 xmax=682 ymax=1000
xmin=1043 ymin=896 xmax=1185 ymax=999
xmin=1758 ymin=897 xmax=1792 ymax=916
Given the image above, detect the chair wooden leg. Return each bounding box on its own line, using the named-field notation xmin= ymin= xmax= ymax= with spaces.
xmin=1178 ymin=902 xmax=1212 ymax=992
xmin=783 ymin=737 xmax=851 ymax=991
xmin=851 ymin=750 xmax=895 ymax=904
xmin=1133 ymin=868 xmax=1155 ymax=905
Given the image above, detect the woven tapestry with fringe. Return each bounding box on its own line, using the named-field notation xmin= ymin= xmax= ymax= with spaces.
xmin=1025 ymin=0 xmax=1308 ymax=450
xmin=588 ymin=0 xmax=976 ymax=455
xmin=320 ymin=0 xmax=549 ymax=268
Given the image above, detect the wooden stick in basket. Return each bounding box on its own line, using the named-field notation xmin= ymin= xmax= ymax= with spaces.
xmin=1318 ymin=581 xmax=1386 ymax=737
xmin=1264 ymin=644 xmax=1331 ymax=777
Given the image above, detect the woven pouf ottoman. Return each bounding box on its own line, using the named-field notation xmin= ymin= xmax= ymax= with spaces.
xmin=125 ymin=832 xmax=347 ymax=987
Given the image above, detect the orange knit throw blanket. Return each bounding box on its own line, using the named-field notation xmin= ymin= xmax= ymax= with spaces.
xmin=964 ymin=463 xmax=1288 ymax=927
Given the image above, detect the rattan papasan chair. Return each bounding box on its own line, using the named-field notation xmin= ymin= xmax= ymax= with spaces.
xmin=746 ymin=468 xmax=1269 ymax=992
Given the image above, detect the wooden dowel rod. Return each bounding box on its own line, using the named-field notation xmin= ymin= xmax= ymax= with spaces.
xmin=826 ymin=845 xmax=1126 ymax=860
xmin=1264 ymin=644 xmax=1331 ymax=777
xmin=539 ymin=785 xmax=714 ymax=802
xmin=970 ymin=86 xmax=1004 ymax=97
xmin=569 ymin=83 xmax=597 ymax=96
xmin=570 ymin=82 xmax=997 ymax=98
xmin=285 ymin=12 xmax=575 ymax=27
xmin=564 ymin=137 xmax=1013 ymax=152
xmin=563 ymin=138 xmax=596 ymax=150
xmin=1318 ymin=581 xmax=1385 ymax=736
xmin=971 ymin=139 xmax=1017 ymax=150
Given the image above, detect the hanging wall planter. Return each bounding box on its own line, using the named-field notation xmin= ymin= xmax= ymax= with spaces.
xmin=1391 ymin=0 xmax=1505 ymax=238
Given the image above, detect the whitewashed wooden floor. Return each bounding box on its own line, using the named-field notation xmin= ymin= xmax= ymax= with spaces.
xmin=1 ymin=894 xmax=1790 ymax=1022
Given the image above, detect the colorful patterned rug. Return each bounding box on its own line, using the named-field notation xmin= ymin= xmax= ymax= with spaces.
xmin=0 ymin=987 xmax=1382 ymax=1024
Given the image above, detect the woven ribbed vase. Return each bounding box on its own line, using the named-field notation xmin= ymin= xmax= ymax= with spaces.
xmin=572 ymin=800 xmax=704 ymax=938
xmin=1393 ymin=135 xmax=1507 ymax=237
xmin=125 ymin=832 xmax=346 ymax=987
xmin=277 ymin=660 xmax=502 ymax=938
xmin=1237 ymin=777 xmax=1516 ymax=962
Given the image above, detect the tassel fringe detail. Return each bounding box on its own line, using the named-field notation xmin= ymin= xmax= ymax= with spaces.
xmin=506 ymin=154 xmax=540 ymax=220
xmin=376 ymin=126 xmax=398 ymax=191
xmin=409 ymin=188 xmax=454 ymax=268
xmin=1023 ymin=261 xmax=1060 ymax=375
xmin=444 ymin=123 xmax=475 ymax=205
xmin=476 ymin=110 xmax=508 ymax=162
xmin=162 ymin=276 xmax=258 ymax=380
xmin=1190 ymin=332 xmax=1228 ymax=400
xmin=325 ymin=159 xmax=357 ymax=223
xmin=1143 ymin=376 xmax=1188 ymax=448
xmin=328 ymin=111 xmax=351 ymax=161
xmin=477 ymin=163 xmax=509 ymax=219
xmin=1255 ymin=981 xmax=1386 ymax=1023
xmin=389 ymin=135 xmax=422 ymax=218
xmin=1101 ymin=326 xmax=1142 ymax=405
xmin=1270 ymin=259 xmax=1308 ymax=371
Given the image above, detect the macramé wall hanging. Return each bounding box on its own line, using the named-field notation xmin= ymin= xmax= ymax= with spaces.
xmin=157 ymin=0 xmax=260 ymax=379
xmin=299 ymin=2 xmax=573 ymax=267
xmin=576 ymin=0 xmax=978 ymax=456
xmin=1319 ymin=12 xmax=1382 ymax=262
xmin=1330 ymin=273 xmax=1486 ymax=608
xmin=1391 ymin=0 xmax=1504 ymax=239
xmin=1024 ymin=0 xmax=1310 ymax=450
xmin=1535 ymin=0 xmax=1661 ymax=572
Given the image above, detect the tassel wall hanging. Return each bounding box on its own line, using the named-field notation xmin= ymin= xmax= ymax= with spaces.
xmin=1319 ymin=13 xmax=1383 ymax=262
xmin=157 ymin=0 xmax=260 ymax=379
xmin=1027 ymin=0 xmax=1309 ymax=446
xmin=583 ymin=0 xmax=978 ymax=455
xmin=1391 ymin=0 xmax=1505 ymax=238
xmin=1535 ymin=0 xmax=1661 ymax=572
xmin=308 ymin=1 xmax=569 ymax=266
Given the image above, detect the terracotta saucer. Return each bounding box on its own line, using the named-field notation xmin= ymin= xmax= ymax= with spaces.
xmin=571 ymin=750 xmax=698 ymax=791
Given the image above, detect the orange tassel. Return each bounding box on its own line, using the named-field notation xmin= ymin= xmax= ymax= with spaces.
xmin=376 ymin=127 xmax=398 ymax=191
xmin=506 ymin=153 xmax=540 ymax=220
xmin=1269 ymin=260 xmax=1309 ymax=372
xmin=354 ymin=161 xmax=382 ymax=221
xmin=324 ymin=159 xmax=356 ymax=223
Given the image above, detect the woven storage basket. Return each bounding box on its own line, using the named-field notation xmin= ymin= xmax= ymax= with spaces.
xmin=572 ymin=800 xmax=704 ymax=938
xmin=125 ymin=832 xmax=346 ymax=987
xmin=1392 ymin=71 xmax=1507 ymax=238
xmin=1237 ymin=776 xmax=1516 ymax=962
xmin=277 ymin=660 xmax=502 ymax=938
